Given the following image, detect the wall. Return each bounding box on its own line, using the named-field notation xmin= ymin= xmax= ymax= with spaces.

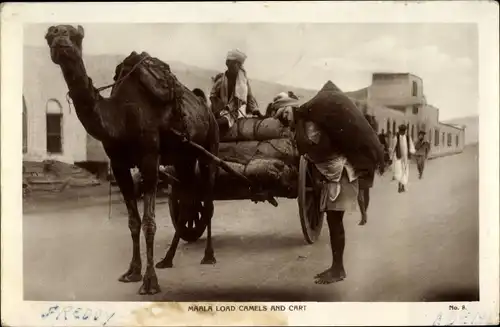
xmin=23 ymin=47 xmax=88 ymax=164
xmin=368 ymin=74 xmax=426 ymax=113
xmin=418 ymin=104 xmax=439 ymax=129
xmin=365 ymin=73 xmax=465 ymax=159
xmin=427 ymin=123 xmax=465 ymax=158
xmin=370 ymin=73 xmax=412 ymax=101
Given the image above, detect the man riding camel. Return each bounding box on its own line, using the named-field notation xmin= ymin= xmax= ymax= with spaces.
xmin=210 ymin=49 xmax=261 ymax=136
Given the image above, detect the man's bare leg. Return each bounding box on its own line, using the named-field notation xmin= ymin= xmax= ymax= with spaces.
xmin=358 ymin=188 xmax=369 ymax=225
xmin=315 ymin=210 xmax=346 ymax=284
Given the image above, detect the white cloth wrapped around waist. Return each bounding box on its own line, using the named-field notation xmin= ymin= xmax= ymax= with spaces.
xmin=308 ymin=155 xmax=359 ymax=212
xmin=307 ymin=153 xmax=358 ymax=183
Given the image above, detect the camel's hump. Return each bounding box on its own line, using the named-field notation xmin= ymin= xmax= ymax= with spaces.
xmin=114 ymin=51 xmax=183 ymax=105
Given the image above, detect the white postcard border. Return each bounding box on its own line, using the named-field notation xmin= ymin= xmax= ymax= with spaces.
xmin=1 ymin=1 xmax=498 ymax=326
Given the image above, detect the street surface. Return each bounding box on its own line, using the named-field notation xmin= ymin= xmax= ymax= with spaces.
xmin=23 ymin=145 xmax=479 ymax=302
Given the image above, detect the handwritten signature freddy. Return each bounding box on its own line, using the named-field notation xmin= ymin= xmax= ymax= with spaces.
xmin=41 ymin=305 xmax=115 ymax=326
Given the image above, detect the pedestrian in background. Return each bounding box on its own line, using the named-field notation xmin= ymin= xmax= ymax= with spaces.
xmin=414 ymin=131 xmax=431 ymax=179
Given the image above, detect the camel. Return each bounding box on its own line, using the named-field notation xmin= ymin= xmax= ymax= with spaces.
xmin=45 ymin=25 xmax=220 ymax=295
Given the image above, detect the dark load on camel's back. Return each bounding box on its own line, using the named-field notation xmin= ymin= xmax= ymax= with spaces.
xmin=114 ymin=51 xmax=184 ymax=104
xmin=295 ymin=80 xmax=385 ymax=173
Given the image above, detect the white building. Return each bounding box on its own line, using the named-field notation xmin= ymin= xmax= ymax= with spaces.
xmin=23 ymin=46 xmax=113 ymax=166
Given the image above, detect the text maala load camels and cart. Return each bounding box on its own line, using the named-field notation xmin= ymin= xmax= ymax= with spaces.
xmin=45 ymin=24 xmax=384 ymax=295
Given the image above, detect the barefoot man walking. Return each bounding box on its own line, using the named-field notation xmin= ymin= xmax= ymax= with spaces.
xmin=272 ymin=92 xmax=360 ymax=285
xmin=357 ymin=115 xmax=378 ymax=226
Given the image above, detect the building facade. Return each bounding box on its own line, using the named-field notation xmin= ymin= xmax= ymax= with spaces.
xmin=349 ymin=73 xmax=465 ymax=158
xmin=23 ymin=47 xmax=113 ymax=167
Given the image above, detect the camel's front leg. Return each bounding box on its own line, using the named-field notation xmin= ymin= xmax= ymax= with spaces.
xmin=138 ymin=153 xmax=161 ymax=295
xmin=201 ymin=213 xmax=216 ymax=264
xmin=111 ymin=163 xmax=143 ymax=283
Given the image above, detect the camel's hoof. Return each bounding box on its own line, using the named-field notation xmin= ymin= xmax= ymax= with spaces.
xmin=156 ymin=259 xmax=173 ymax=269
xmin=118 ymin=271 xmax=142 ymax=283
xmin=201 ymin=256 xmax=216 ymax=265
xmin=138 ymin=274 xmax=161 ymax=295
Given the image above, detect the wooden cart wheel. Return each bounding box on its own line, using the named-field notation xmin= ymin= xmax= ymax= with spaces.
xmin=298 ymin=156 xmax=324 ymax=244
xmin=168 ymin=186 xmax=213 ymax=243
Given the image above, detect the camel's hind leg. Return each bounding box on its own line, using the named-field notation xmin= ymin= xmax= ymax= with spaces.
xmin=199 ymin=159 xmax=216 ymax=265
xmin=200 ymin=117 xmax=219 ymax=265
xmin=138 ymin=152 xmax=161 ymax=295
xmin=156 ymin=157 xmax=197 ymax=269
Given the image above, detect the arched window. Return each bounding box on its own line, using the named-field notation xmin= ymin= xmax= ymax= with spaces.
xmin=411 ymin=124 xmax=415 ymax=139
xmin=23 ymin=95 xmax=28 ymax=154
xmin=392 ymin=120 xmax=396 ymax=133
xmin=46 ymin=98 xmax=63 ymax=154
xmin=386 ymin=119 xmax=391 ymax=133
xmin=412 ymin=81 xmax=418 ymax=96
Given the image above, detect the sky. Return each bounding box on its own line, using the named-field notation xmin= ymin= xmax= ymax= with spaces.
xmin=25 ymin=23 xmax=478 ymax=120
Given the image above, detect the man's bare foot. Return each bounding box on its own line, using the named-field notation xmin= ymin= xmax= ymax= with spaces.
xmin=314 ymin=268 xmax=346 ymax=285
xmin=359 ymin=214 xmax=367 ymax=225
xmin=314 ymin=267 xmax=345 ymax=280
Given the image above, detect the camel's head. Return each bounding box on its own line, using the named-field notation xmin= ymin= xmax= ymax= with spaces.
xmin=45 ymin=25 xmax=85 ymax=64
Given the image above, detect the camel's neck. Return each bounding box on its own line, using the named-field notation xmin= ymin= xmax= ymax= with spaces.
xmin=58 ymin=57 xmax=108 ymax=140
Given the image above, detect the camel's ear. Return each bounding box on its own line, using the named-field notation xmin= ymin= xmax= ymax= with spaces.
xmin=77 ymin=25 xmax=85 ymax=38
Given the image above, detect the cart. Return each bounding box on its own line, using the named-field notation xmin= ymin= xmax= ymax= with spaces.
xmin=138 ymin=127 xmax=326 ymax=245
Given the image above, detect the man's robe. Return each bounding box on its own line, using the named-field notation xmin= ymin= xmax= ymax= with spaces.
xmin=391 ymin=133 xmax=416 ymax=186
xmin=210 ymin=70 xmax=259 ymax=128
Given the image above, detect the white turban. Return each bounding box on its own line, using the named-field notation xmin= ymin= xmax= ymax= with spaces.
xmin=226 ymin=49 xmax=247 ymax=64
xmin=272 ymin=92 xmax=300 ymax=123
xmin=272 ymin=92 xmax=299 ymax=108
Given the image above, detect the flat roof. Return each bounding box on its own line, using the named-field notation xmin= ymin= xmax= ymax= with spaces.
xmin=439 ymin=122 xmax=466 ymax=130
xmin=372 ymin=72 xmax=422 ymax=80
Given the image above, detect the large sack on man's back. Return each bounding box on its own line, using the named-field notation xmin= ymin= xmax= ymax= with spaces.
xmin=295 ymin=80 xmax=385 ymax=172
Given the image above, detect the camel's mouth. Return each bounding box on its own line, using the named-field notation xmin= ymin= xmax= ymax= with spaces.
xmin=50 ymin=45 xmax=78 ymax=63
